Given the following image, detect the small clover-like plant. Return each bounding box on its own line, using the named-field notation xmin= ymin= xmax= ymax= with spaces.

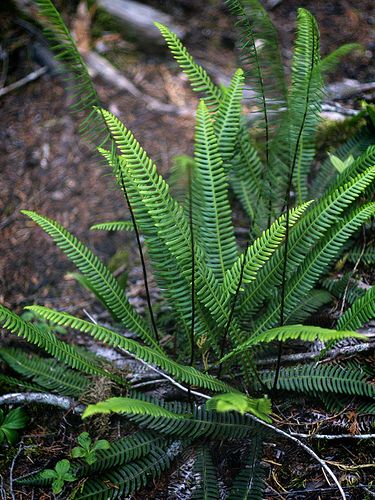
xmin=40 ymin=459 xmax=76 ymax=494
xmin=71 ymin=432 xmax=110 ymax=465
xmin=0 ymin=407 xmax=28 ymax=445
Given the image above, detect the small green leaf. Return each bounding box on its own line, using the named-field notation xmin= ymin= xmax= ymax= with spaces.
xmin=77 ymin=431 xmax=91 ymax=450
xmin=206 ymin=393 xmax=272 ymax=423
xmin=41 ymin=469 xmax=57 ymax=480
xmin=3 ymin=408 xmax=28 ymax=430
xmin=92 ymin=439 xmax=110 ymax=451
xmin=52 ymin=478 xmax=65 ymax=494
xmin=71 ymin=447 xmax=86 ymax=458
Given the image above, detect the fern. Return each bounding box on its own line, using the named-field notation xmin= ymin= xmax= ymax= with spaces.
xmin=191 ymin=446 xmax=219 ymax=500
xmin=221 ymin=324 xmax=364 ymax=363
xmin=337 ymin=285 xmax=375 ymax=330
xmin=21 ymin=210 xmax=160 ymax=352
xmin=0 ymin=348 xmax=90 ymax=397
xmin=90 ymin=221 xmax=134 ymax=232
xmin=27 ymin=306 xmax=233 ymax=394
xmin=0 ymin=304 xmax=121 ymax=385
xmin=259 ymin=363 xmax=375 ymax=399
xmin=154 ymin=22 xmax=222 ymax=111
xmin=229 ymin=435 xmax=266 ymax=500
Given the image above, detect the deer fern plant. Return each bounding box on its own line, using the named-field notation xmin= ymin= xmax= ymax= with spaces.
xmin=1 ymin=0 xmax=375 ymax=497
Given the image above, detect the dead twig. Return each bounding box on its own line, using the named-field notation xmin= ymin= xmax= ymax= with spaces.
xmin=0 ymin=393 xmax=85 ymax=414
xmin=9 ymin=440 xmax=24 ymax=500
xmin=0 ymin=66 xmax=47 ymax=97
xmin=290 ymin=432 xmax=375 ymax=440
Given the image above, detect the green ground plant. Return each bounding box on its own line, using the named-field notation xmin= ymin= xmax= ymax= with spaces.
xmin=1 ymin=0 xmax=374 ymax=498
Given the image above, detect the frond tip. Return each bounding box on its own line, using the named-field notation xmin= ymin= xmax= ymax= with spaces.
xmin=206 ymin=392 xmax=272 ymax=423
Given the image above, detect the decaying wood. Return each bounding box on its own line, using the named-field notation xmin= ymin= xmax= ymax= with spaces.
xmin=0 ymin=393 xmax=85 ymax=414
xmin=97 ymin=0 xmax=185 ymax=45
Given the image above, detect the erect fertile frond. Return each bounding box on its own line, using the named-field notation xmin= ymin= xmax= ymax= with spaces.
xmin=0 ymin=348 xmax=90 ymax=398
xmin=221 ymin=324 xmax=363 ymax=363
xmin=0 ymin=304 xmax=120 ymax=384
xmin=21 ymin=210 xmax=159 ymax=352
xmin=258 ymin=363 xmax=375 ymax=399
xmin=214 ymin=68 xmax=244 ymax=164
xmin=289 ymin=8 xmax=323 ymax=203
xmin=154 ymin=22 xmax=222 ymax=111
xmin=27 ymin=306 xmax=233 ymax=394
xmin=90 ymin=221 xmax=134 ymax=232
xmin=191 ymin=446 xmax=219 ymax=500
xmin=337 ymin=285 xmax=375 ymax=330
xmin=194 ymin=100 xmax=238 ymax=281
xmin=229 ymin=435 xmax=266 ymax=500
xmin=35 ymin=0 xmax=104 ymax=144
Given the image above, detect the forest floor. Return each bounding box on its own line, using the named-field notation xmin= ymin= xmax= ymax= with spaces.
xmin=0 ymin=0 xmax=374 ymax=498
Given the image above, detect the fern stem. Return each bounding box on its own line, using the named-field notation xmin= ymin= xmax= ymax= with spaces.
xmin=218 ymin=242 xmax=249 ymax=377
xmin=273 ymin=33 xmax=317 ymax=390
xmin=118 ymin=171 xmax=159 ymax=344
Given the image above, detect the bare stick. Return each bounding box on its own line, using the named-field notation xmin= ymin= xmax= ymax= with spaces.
xmin=9 ymin=441 xmax=24 ymax=500
xmin=290 ymin=432 xmax=375 ymax=440
xmin=0 ymin=393 xmax=85 ymax=414
xmin=0 ymin=66 xmax=47 ymax=97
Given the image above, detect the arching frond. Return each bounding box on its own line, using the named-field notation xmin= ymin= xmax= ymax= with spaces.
xmin=337 ymin=285 xmax=375 ymax=330
xmin=21 ymin=210 xmax=159 ymax=352
xmin=90 ymin=221 xmax=134 ymax=232
xmin=27 ymin=306 xmax=233 ymax=394
xmin=0 ymin=348 xmax=90 ymax=397
xmin=154 ymin=22 xmax=222 ymax=111
xmin=0 ymin=304 xmax=120 ymax=384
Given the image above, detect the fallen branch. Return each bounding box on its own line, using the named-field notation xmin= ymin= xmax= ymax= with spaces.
xmin=0 ymin=66 xmax=47 ymax=97
xmin=326 ymin=79 xmax=375 ymax=100
xmin=0 ymin=393 xmax=85 ymax=415
xmin=291 ymin=432 xmax=375 ymax=440
xmin=255 ymin=341 xmax=375 ymax=367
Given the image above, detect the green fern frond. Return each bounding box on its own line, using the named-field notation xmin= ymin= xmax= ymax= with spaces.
xmin=321 ymin=274 xmax=365 ymax=305
xmin=320 ymin=43 xmax=362 ymax=75
xmin=77 ymin=443 xmax=183 ymax=499
xmin=21 ymin=210 xmax=160 ymax=352
xmin=155 ymin=22 xmax=222 ymax=111
xmin=82 ymin=397 xmax=186 ymax=420
xmin=259 ymin=363 xmax=375 ymax=399
xmin=35 ymin=0 xmax=104 ymax=143
xmin=214 ymin=68 xmax=244 ymax=164
xmin=337 ymin=285 xmax=375 ymax=330
xmin=0 ymin=348 xmax=90 ymax=397
xmin=229 ymin=435 xmax=266 ymax=500
xmin=289 ymin=8 xmax=322 ymax=203
xmin=221 ymin=324 xmax=363 ymax=363
xmin=90 ymin=221 xmax=134 ymax=232
xmin=347 ymin=244 xmax=375 ymax=266
xmin=287 ymin=289 xmax=332 ymax=324
xmin=26 ymin=306 xmax=233 ymax=394
xmin=250 ymin=202 xmax=375 ymax=335
xmin=0 ymin=304 xmax=120 ymax=384
xmin=194 ymin=100 xmax=238 ymax=280
xmin=223 ymin=202 xmax=311 ymax=296
xmin=0 ymin=374 xmax=43 ymax=393
xmin=191 ymin=446 xmax=219 ymax=500
xmin=239 ymin=166 xmax=375 ymax=320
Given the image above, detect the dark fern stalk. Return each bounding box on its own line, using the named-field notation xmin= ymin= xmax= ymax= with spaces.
xmin=118 ymin=168 xmax=159 ymax=344
xmin=218 ymin=242 xmax=249 ymax=378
